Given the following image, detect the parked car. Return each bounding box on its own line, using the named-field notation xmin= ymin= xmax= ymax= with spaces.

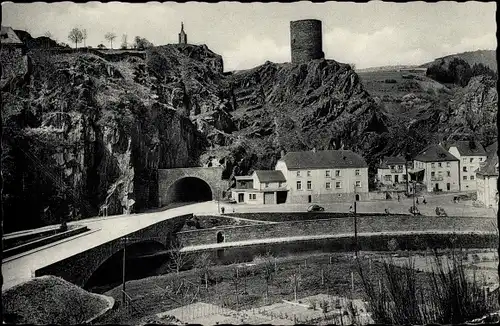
xmin=307 ymin=204 xmax=325 ymax=212
xmin=436 ymin=206 xmax=448 ymax=216
xmin=409 ymin=206 xmax=421 ymax=215
xmin=228 ymin=198 xmax=237 ymax=204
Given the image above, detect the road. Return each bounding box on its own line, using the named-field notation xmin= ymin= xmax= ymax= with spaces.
xmin=2 ymin=201 xmax=217 ymax=291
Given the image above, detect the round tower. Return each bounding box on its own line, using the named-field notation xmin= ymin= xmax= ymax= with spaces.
xmin=290 ymin=19 xmax=324 ymax=64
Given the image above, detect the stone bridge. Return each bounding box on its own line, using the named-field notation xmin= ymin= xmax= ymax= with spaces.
xmin=34 ymin=214 xmax=191 ymax=288
xmin=158 ymin=167 xmax=226 ymax=207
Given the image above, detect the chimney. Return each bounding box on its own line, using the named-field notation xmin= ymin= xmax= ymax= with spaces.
xmin=312 ymin=148 xmax=316 ymax=153
xmin=280 ymin=150 xmax=286 ymax=158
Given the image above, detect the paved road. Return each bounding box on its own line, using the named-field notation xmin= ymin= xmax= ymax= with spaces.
xmin=2 ymin=201 xmax=218 ymax=291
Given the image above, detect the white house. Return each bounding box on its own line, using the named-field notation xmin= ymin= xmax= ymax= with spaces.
xmin=476 ymin=155 xmax=498 ymax=208
xmin=275 ymin=149 xmax=369 ymax=204
xmin=231 ymin=170 xmax=287 ymax=205
xmin=443 ymin=141 xmax=488 ymax=191
xmin=413 ymin=144 xmax=460 ymax=192
xmin=376 ymin=156 xmax=408 ymax=186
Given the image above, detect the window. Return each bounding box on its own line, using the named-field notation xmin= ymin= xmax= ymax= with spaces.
xmin=431 ymin=163 xmax=435 ymax=168
xmin=265 ymin=182 xmax=269 ymax=188
xmin=326 ymin=182 xmax=331 ymax=189
xmin=398 ymin=165 xmax=403 ymax=170
xmin=403 ymin=175 xmax=407 ymax=180
xmin=278 ymin=182 xmax=283 ymax=187
xmin=335 ymin=181 xmax=342 ymax=189
xmin=438 ymin=163 xmax=442 ymax=168
xmin=296 ymin=181 xmax=302 ymax=190
xmin=249 ymin=194 xmax=256 ymax=200
xmin=307 ymin=181 xmax=312 ymax=190
xmin=470 ymin=175 xmax=475 ymax=180
xmin=470 ymin=158 xmax=473 ymax=163
xmin=335 ymin=170 xmax=341 ymax=177
xmin=463 ymin=167 xmax=467 ymax=172
xmin=297 ymin=171 xmax=301 ymax=177
xmin=463 ymin=176 xmax=467 ymax=180
xmin=438 ymin=171 xmax=443 ymax=176
xmin=325 ymin=170 xmax=331 ymax=177
xmin=463 ymin=158 xmax=467 ymax=163
xmin=447 ymin=171 xmax=451 ymax=177
xmin=480 ymin=158 xmax=483 ymax=162
xmin=446 ymin=162 xmax=451 ymax=167
xmin=307 ymin=170 xmax=311 ymax=177
xmin=384 ymin=175 xmax=392 ymax=181
xmin=355 ymin=181 xmax=361 ymax=188
xmin=431 ymin=172 xmax=435 ymax=177
xmin=355 ymin=169 xmax=360 ymax=176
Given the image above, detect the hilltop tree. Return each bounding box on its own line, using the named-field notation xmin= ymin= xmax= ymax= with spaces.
xmin=104 ymin=32 xmax=117 ymax=49
xmin=471 ymin=63 xmax=497 ymax=79
xmin=82 ymin=29 xmax=88 ymax=48
xmin=67 ymin=28 xmax=83 ymax=49
xmin=120 ymin=34 xmax=128 ymax=49
xmin=133 ymin=36 xmax=154 ymax=50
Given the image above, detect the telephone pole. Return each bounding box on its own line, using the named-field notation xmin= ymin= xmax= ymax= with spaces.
xmin=354 ymin=183 xmax=358 ymax=257
xmin=122 ymin=236 xmax=127 ymax=305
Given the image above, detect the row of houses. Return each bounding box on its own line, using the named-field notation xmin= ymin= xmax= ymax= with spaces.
xmin=231 ymin=141 xmax=498 ymax=208
xmin=376 ymin=140 xmax=498 ymax=207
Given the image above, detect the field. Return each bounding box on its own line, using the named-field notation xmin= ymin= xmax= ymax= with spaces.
xmin=99 ymin=248 xmax=498 ymax=325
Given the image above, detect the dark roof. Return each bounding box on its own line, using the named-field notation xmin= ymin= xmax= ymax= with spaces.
xmin=279 ymin=150 xmax=368 ymax=169
xmin=0 ymin=26 xmax=23 ymax=45
xmin=486 ymin=141 xmax=498 ymax=157
xmin=414 ymin=144 xmax=459 ymax=162
xmin=443 ymin=140 xmax=487 ymax=156
xmin=254 ymin=170 xmax=286 ymax=183
xmin=477 ymin=155 xmax=499 ymax=176
xmin=380 ymin=156 xmax=406 ymax=168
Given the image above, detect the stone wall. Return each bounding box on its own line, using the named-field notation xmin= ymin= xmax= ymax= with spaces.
xmin=177 ymin=215 xmax=496 ymax=248
xmin=290 ymin=19 xmax=324 ymax=64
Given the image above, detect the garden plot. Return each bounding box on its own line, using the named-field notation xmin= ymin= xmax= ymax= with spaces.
xmin=155 ymin=294 xmax=374 ymax=325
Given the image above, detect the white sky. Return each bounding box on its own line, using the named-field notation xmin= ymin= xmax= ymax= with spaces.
xmin=1 ymin=1 xmax=497 ymax=71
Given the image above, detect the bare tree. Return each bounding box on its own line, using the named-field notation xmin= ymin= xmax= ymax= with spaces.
xmin=68 ymin=28 xmax=83 ymax=49
xmin=259 ymin=252 xmax=276 ymax=302
xmin=168 ymin=238 xmax=190 ymax=274
xmin=194 ymin=252 xmax=214 ymax=289
xmin=82 ymin=29 xmax=88 ymax=47
xmin=104 ymin=32 xmax=117 ymax=49
xmin=121 ymin=34 xmax=128 ymax=49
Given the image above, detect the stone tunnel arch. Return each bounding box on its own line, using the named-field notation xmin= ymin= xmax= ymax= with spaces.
xmin=165 ymin=177 xmax=213 ymax=204
xmin=84 ymin=240 xmax=166 ymax=292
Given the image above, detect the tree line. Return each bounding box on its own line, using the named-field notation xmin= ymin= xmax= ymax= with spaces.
xmin=426 ymin=57 xmax=497 ymax=87
xmin=67 ymin=27 xmax=154 ymax=50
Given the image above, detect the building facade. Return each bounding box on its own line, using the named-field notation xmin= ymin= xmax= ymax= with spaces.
xmin=231 ymin=170 xmax=287 ymax=205
xmin=444 ymin=141 xmax=487 ymax=191
xmin=476 ymin=155 xmax=499 ymax=208
xmin=413 ymin=144 xmax=460 ymax=192
xmin=376 ymin=156 xmax=408 ymax=186
xmin=275 ymin=150 xmax=369 ymax=203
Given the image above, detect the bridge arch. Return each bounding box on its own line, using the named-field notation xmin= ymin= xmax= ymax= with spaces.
xmin=84 ymin=240 xmax=167 ymax=291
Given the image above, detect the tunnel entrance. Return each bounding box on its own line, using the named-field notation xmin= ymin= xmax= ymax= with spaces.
xmin=166 ymin=177 xmax=213 ymax=204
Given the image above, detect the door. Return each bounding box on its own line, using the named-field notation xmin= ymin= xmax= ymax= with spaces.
xmin=447 ymin=183 xmax=451 ymax=191
xmin=264 ymin=192 xmax=274 ymax=204
xmin=308 ymin=195 xmax=312 ymax=203
xmin=395 ymin=175 xmax=399 ymax=183
xmin=355 ymin=194 xmax=360 ymax=201
xmin=435 ymin=183 xmax=440 ymax=191
xmin=238 ymin=193 xmax=244 ymax=203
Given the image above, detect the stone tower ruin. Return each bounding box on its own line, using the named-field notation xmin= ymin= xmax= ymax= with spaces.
xmin=290 ymin=19 xmax=324 ymax=64
xmin=178 ymin=22 xmax=187 ymax=44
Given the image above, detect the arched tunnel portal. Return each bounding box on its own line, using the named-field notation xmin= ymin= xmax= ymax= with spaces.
xmin=165 ymin=177 xmax=213 ymax=204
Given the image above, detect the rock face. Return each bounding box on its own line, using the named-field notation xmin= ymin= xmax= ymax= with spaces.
xmin=2 ymin=41 xmax=496 ymax=231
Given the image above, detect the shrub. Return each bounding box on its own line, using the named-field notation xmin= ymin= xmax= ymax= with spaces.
xmin=384 ymin=79 xmax=397 ymax=83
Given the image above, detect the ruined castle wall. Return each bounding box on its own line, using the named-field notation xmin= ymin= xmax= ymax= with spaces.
xmin=290 ymin=19 xmax=324 ymax=64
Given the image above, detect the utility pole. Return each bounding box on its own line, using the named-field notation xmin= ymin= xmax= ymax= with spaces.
xmin=412 ymin=181 xmax=417 ymax=215
xmin=354 ymin=183 xmax=358 ymax=257
xmin=217 ymin=187 xmax=220 ymax=214
xmin=122 ymin=236 xmax=127 ymax=305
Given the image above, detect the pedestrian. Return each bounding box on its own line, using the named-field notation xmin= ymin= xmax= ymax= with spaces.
xmin=233 ymin=208 xmax=235 ymax=213
xmin=423 ymin=197 xmax=427 ymax=204
xmin=397 ymin=194 xmax=400 ymax=202
xmin=349 ymin=205 xmax=353 ymax=213
xmin=221 ymin=206 xmax=225 ymax=214
xmin=416 ymin=198 xmax=419 ymax=205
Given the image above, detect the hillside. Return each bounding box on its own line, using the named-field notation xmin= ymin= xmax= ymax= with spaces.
xmin=419 ymin=49 xmax=497 ymax=72
xmin=2 ymin=40 xmax=497 ymax=230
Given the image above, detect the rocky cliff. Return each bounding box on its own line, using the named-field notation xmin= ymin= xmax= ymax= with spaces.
xmin=2 ymin=42 xmax=497 ymax=231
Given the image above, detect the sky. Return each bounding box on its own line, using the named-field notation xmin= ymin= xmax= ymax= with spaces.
xmin=1 ymin=1 xmax=497 ymax=71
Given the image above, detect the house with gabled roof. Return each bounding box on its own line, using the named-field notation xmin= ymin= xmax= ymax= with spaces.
xmin=275 ymin=149 xmax=369 ymax=203
xmin=1 ymin=26 xmax=23 ymax=47
xmin=231 ymin=170 xmax=287 ymax=204
xmin=476 ymin=154 xmax=498 ymax=208
xmin=413 ymin=144 xmax=460 ymax=192
xmin=442 ymin=140 xmax=487 ymax=191
xmin=376 ymin=156 xmax=408 ymax=187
